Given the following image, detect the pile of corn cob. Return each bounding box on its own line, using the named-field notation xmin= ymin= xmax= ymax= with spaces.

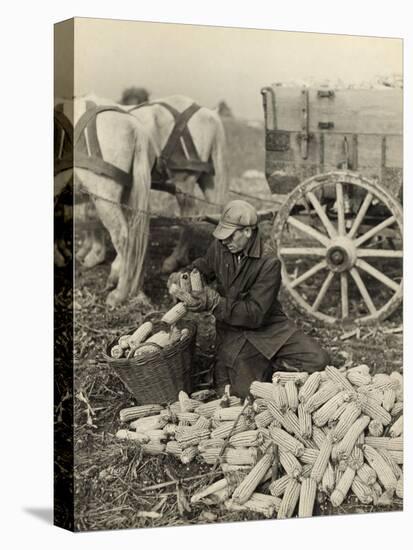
xmin=110 ymin=269 xmax=203 ymax=359
xmin=115 ymin=364 xmax=403 ymax=518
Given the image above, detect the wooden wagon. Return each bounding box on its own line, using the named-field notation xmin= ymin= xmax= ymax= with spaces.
xmin=261 ymin=85 xmax=403 ymax=325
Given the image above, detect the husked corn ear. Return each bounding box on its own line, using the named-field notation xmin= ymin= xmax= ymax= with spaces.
xmin=269 ymin=474 xmax=290 ymax=497
xmin=133 ymin=344 xmax=159 ymax=357
xmin=325 ymin=366 xmax=355 ymax=393
xmin=210 ymin=416 xmax=248 ymax=439
xmin=363 ymin=444 xmax=398 ymax=490
xmin=130 ymin=414 xmax=168 ymax=432
xmin=364 ymin=436 xmax=403 ymax=452
xmin=232 ymin=450 xmax=274 ymax=504
xmin=229 ymin=430 xmax=263 ymax=447
xmin=192 ymin=416 xmax=211 ymax=430
xmin=331 ymin=402 xmax=361 ymax=442
xmin=141 ymin=442 xmax=166 ymax=455
xmin=161 ymin=302 xmax=187 ymax=324
xmin=225 ymin=492 xmax=281 ymax=518
xmin=330 ymin=466 xmax=356 ymax=507
xmin=310 ymin=435 xmax=333 ymax=483
xmin=313 ymin=391 xmax=352 ymax=427
xmin=128 ymin=321 xmax=153 ymax=347
xmin=298 ymin=477 xmax=317 ymax=518
xmin=250 ymin=381 xmax=274 ymax=401
xmin=277 ymin=478 xmax=301 ymax=519
xmin=327 ymin=402 xmax=348 ymax=426
xmin=279 ymin=448 xmax=303 ymax=478
xmin=311 ymin=426 xmax=327 ymax=449
xmin=165 ymin=440 xmax=182 ymax=457
xmin=198 ymin=438 xmax=225 ymax=452
xmin=281 ymin=409 xmax=303 ymax=440
xmin=180 ymin=446 xmax=198 ymax=464
xmin=300 ymin=463 xmax=313 ymax=479
xmin=335 ymin=415 xmax=370 ymax=460
xmin=301 ymin=448 xmax=320 ymax=465
xmin=272 ymin=372 xmax=309 ymax=385
xmin=357 ymin=463 xmax=377 ymax=486
xmin=118 ymin=335 xmax=131 ymax=349
xmin=213 ymin=405 xmax=245 ymax=422
xmin=348 ymin=434 xmax=364 ymax=470
xmin=389 ymin=415 xmax=403 ymax=438
xmin=388 ymin=450 xmax=403 ymax=464
xmin=179 ymin=272 xmax=192 ymax=293
xmin=221 ymin=447 xmax=258 ymax=465
xmin=298 ymin=403 xmax=312 ymax=439
xmin=255 ymin=409 xmax=274 ymax=428
xmin=119 ymin=404 xmax=163 ymax=422
xmin=285 ymin=380 xmax=299 ymax=410
xmin=299 ymin=372 xmax=321 ymax=404
xmin=180 ymin=328 xmax=190 ymax=341
xmin=269 ymin=426 xmax=305 ymax=457
xmin=266 ymin=400 xmax=285 ymax=425
xmin=351 ymin=477 xmax=374 ymax=504
xmin=321 ymin=462 xmax=335 ymax=494
xmin=396 ymin=476 xmax=403 ymax=499
xmin=115 ymin=429 xmax=150 ymax=443
xmin=190 ymin=268 xmax=203 ymax=291
xmin=163 ymin=423 xmax=178 ymax=437
xmin=382 ymin=388 xmax=396 ymax=412
xmin=110 ymin=345 xmax=124 ymax=358
xmin=272 ymin=382 xmax=288 ymax=412
xmin=305 ymin=382 xmax=340 ymax=413
xmin=368 ymin=419 xmax=384 ymax=437
xmin=372 ymin=373 xmax=394 ymax=391
xmin=178 ymin=391 xmax=201 ymax=412
xmin=191 ymin=478 xmax=229 ymax=504
xmin=375 ymin=448 xmax=402 ymax=479
xmin=252 ymin=398 xmax=268 ymax=414
xmin=390 ymin=401 xmax=403 ymax=417
xmin=346 ymin=370 xmax=372 ymax=387
xmin=195 ymin=396 xmax=241 ymax=417
xmin=145 ymin=330 xmax=171 ymax=348
xmin=176 ymin=428 xmax=210 ymax=449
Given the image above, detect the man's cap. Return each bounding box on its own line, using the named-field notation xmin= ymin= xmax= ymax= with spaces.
xmin=213 ymin=200 xmax=258 ymax=240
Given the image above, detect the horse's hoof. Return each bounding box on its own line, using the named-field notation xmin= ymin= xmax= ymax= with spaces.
xmin=83 ymin=248 xmax=106 ymax=268
xmin=104 ymin=279 xmax=117 ymax=292
xmin=106 ymin=290 xmax=122 ymax=308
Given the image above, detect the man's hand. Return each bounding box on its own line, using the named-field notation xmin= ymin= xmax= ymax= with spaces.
xmin=186 ymin=286 xmax=221 ymax=313
xmin=167 ymin=272 xmax=182 ymax=293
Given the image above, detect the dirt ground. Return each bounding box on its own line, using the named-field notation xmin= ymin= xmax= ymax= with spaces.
xmin=54 ymin=118 xmax=403 ymax=531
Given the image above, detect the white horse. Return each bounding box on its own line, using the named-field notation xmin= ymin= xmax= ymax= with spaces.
xmin=54 ymin=94 xmax=155 ymax=307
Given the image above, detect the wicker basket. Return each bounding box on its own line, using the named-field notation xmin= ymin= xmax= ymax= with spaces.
xmin=102 ymin=312 xmax=197 ymax=404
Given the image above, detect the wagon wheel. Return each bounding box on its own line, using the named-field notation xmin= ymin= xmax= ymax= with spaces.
xmin=273 ymin=171 xmax=403 ymax=325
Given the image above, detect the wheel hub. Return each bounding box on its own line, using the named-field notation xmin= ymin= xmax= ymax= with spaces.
xmin=326 ymin=236 xmax=357 ymax=272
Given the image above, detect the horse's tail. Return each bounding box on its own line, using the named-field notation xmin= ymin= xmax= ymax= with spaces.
xmin=121 ymin=123 xmax=153 ymax=298
xmin=209 ymin=115 xmax=229 ymax=212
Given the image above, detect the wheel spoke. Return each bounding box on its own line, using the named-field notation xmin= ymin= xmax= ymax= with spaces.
xmin=280 ymin=247 xmax=326 ymax=256
xmin=355 ymin=259 xmax=400 ymax=292
xmin=347 ymin=192 xmax=373 ymax=239
xmin=311 ymin=271 xmax=335 ymax=312
xmin=287 ymin=216 xmax=331 ymax=246
xmin=306 ymin=191 xmax=338 ymax=239
xmin=354 ymin=216 xmax=396 ymax=248
xmin=357 ymin=248 xmax=403 ymax=259
xmin=335 ymin=183 xmax=346 ymax=236
xmin=340 ymin=272 xmax=349 ymax=319
xmin=350 ymin=267 xmax=377 ymax=315
xmin=290 ymin=260 xmax=327 ymax=288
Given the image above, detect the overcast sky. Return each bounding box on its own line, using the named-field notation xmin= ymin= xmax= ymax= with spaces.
xmin=56 ymin=17 xmax=402 ymax=120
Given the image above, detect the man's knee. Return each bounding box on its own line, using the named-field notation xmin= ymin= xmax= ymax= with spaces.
xmin=308 ymin=347 xmax=329 ymax=372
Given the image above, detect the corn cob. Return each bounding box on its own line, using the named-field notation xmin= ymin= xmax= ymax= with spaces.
xmin=305 ymin=382 xmax=340 ymax=413
xmin=220 ymin=447 xmax=258 ymax=466
xmin=145 ymin=330 xmax=171 ymax=348
xmin=331 ymin=402 xmax=361 ymax=442
xmin=327 ymin=402 xmax=348 ymax=427
xmin=281 ymin=409 xmax=304 ymax=439
xmin=210 ymin=416 xmax=249 ymax=439
xmin=382 ymin=388 xmax=396 ymax=412
xmin=163 ymin=423 xmax=177 ymax=437
xmin=388 ymin=450 xmax=403 ymax=464
xmin=297 ymin=403 xmax=312 ymax=439
xmin=144 ymin=429 xmax=167 ymax=442
xmin=335 ymin=465 xmax=343 ymax=486
xmin=118 ymin=334 xmax=131 ymax=350
xmin=179 ymin=272 xmax=192 ymax=292
xmin=368 ymin=419 xmax=384 ymax=437
xmin=213 ymin=405 xmax=245 ymax=422
xmin=229 ymin=430 xmax=263 ymax=447
xmin=372 ymin=480 xmax=383 ymax=497
xmin=192 ymin=416 xmax=211 ymax=430
xmin=189 ymin=268 xmax=203 ymax=291
xmin=313 ymin=391 xmax=352 ymax=427
xmin=176 ymin=412 xmax=200 ymax=424
xmin=330 ymin=466 xmax=356 ymax=507
xmin=141 ymin=442 xmax=166 ymax=455
xmin=277 ymin=478 xmax=301 ymax=519
xmin=110 ymin=345 xmax=124 ymax=358
xmin=269 ymin=426 xmax=305 ymax=457
xmin=298 ymin=371 xmax=321 ymax=403
xmin=250 ymin=381 xmax=275 ymax=401
xmin=321 ymin=462 xmax=335 ymax=494
xmin=396 ymin=476 xmax=403 ymax=499
xmin=269 ymin=474 xmax=290 ymax=497
xmin=372 ymin=373 xmax=394 ymax=391
xmin=389 ymin=415 xmax=403 ymax=438
xmin=336 ymin=415 xmax=370 ymax=460
xmin=364 ymin=436 xmax=403 ymax=452
xmin=279 ymin=448 xmax=303 ymax=478
xmin=272 ymin=372 xmax=309 ymax=385
xmin=360 ymin=396 xmax=391 ymax=426
xmin=180 ymin=446 xmax=198 ymax=464
xmin=266 ymin=400 xmax=285 ymax=425
xmin=176 ymin=428 xmax=210 ymax=449
xmin=132 ymin=343 xmax=160 ymax=357
xmin=311 ymin=426 xmax=327 ymax=449
xmin=115 ymin=429 xmax=150 ymax=443
xmin=225 ymin=492 xmax=281 ymax=518
xmin=389 ymin=370 xmax=403 ymax=385
xmin=390 ymin=401 xmax=403 ymax=417
xmin=180 ymin=328 xmax=190 ymax=341
xmin=254 ymin=409 xmax=274 ymax=428
xmin=346 ymin=370 xmax=372 ymax=387
xmin=285 ymin=380 xmax=299 ymax=411
xmin=298 ymin=477 xmax=317 ymax=518
xmin=351 ymin=476 xmax=374 ymax=504
xmin=165 ymin=440 xmax=182 ymax=457
xmin=232 ymin=450 xmax=274 ymax=505
xmin=130 ymin=414 xmax=168 ymax=432
xmin=191 ymin=478 xmax=228 ymax=504
xmin=178 ymin=391 xmax=201 ymax=413
xmin=128 ymin=321 xmax=153 ymax=348
xmin=347 ymin=433 xmax=364 ymax=470
xmin=194 ymin=396 xmax=240 ymax=418
xmin=363 ymin=444 xmax=398 ymax=490
xmin=252 ymin=398 xmax=268 ymax=414
xmin=325 ymin=366 xmax=355 ymax=393
xmin=119 ymin=404 xmax=163 ymax=423
xmin=301 ymin=448 xmax=320 ymax=465
xmin=161 ymin=302 xmax=187 ymax=324
xmin=375 ymin=448 xmax=402 ymax=479
xmin=272 ymin=382 xmax=288 ymax=412
xmin=310 ymin=434 xmax=333 ymax=483
xmin=357 ymin=463 xmax=377 ymax=486
xmin=300 ymin=463 xmax=313 ymax=479
xmin=198 ymin=438 xmax=225 ymax=452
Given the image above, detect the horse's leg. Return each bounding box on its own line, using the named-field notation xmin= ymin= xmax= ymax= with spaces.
xmin=161 ymin=173 xmax=198 ymax=273
xmin=92 ymin=197 xmax=129 ymax=307
xmin=105 ymin=253 xmax=121 ymax=291
xmin=82 ymin=224 xmax=107 ymax=268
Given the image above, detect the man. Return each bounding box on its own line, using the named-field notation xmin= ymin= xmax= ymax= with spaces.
xmin=169 ymin=199 xmax=329 ymax=398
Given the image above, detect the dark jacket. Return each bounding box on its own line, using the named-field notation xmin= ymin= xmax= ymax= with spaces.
xmin=191 ymin=229 xmax=298 ymax=367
